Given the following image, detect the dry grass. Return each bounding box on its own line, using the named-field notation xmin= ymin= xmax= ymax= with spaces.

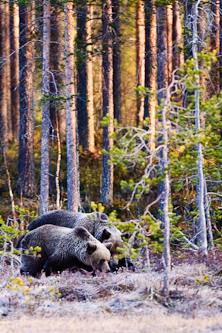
xmin=1 ymin=252 xmax=222 ymax=332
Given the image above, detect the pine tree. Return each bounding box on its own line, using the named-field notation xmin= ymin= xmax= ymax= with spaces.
xmin=144 ymin=0 xmax=157 ymax=151
xmin=65 ymin=1 xmax=79 ymax=211
xmin=40 ymin=0 xmax=50 ymax=214
xmin=18 ymin=1 xmax=36 ymax=197
xmin=136 ymin=0 xmax=145 ymax=125
xmin=101 ymin=0 xmax=114 ymax=205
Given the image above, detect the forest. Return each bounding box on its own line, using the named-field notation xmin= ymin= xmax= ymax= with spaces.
xmin=1 ymin=0 xmax=222 ymax=331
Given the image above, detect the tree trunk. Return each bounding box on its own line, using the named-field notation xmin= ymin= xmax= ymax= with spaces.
xmin=76 ymin=1 xmax=87 ymax=151
xmin=166 ymin=4 xmax=173 ymax=84
xmin=18 ymin=2 xmax=35 ymax=197
xmin=157 ymin=4 xmax=168 ymax=225
xmin=210 ymin=0 xmax=220 ymax=95
xmin=86 ymin=3 xmax=95 ymax=153
xmin=40 ymin=0 xmax=50 ymax=215
xmin=50 ymin=6 xmax=62 ymax=135
xmin=144 ymin=0 xmax=156 ymax=152
xmin=162 ymin=98 xmax=171 ymax=297
xmin=101 ymin=0 xmax=114 ymax=205
xmin=76 ymin=2 xmax=95 ymax=152
xmin=136 ymin=0 xmax=145 ymax=125
xmin=204 ymin=178 xmax=214 ymax=250
xmin=172 ymin=1 xmax=183 ymax=70
xmin=220 ymin=0 xmax=222 ymax=92
xmin=220 ymin=0 xmax=222 ymax=140
xmin=0 ymin=2 xmax=8 ymax=151
xmin=112 ymin=0 xmax=122 ymax=124
xmin=10 ymin=2 xmax=20 ymax=141
xmin=5 ymin=0 xmax=12 ymax=141
xmin=65 ymin=2 xmax=79 ymax=211
xmin=192 ymin=0 xmax=208 ymax=258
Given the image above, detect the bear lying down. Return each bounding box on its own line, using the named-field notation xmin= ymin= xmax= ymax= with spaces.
xmin=20 ymin=225 xmax=112 ymax=277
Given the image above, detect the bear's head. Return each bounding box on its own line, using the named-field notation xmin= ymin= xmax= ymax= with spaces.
xmin=101 ymin=227 xmax=124 ymax=255
xmin=87 ymin=241 xmax=112 ymax=273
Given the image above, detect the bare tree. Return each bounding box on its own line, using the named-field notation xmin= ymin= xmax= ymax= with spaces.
xmin=192 ymin=0 xmax=208 ymax=257
xmin=157 ymin=4 xmax=168 ymax=225
xmin=40 ymin=0 xmax=50 ymax=215
xmin=64 ymin=2 xmax=79 ymax=211
xmin=101 ymin=0 xmax=114 ymax=205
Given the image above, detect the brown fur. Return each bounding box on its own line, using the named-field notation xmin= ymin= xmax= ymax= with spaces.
xmin=20 ymin=225 xmax=112 ymax=277
xmin=16 ymin=210 xmax=124 ymax=254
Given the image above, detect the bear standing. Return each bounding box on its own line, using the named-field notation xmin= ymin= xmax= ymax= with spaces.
xmin=20 ymin=225 xmax=112 ymax=277
xmin=16 ymin=210 xmax=123 ymax=255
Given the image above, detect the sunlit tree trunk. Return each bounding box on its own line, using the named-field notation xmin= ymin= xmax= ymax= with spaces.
xmin=0 ymin=2 xmax=8 ymax=152
xmin=166 ymin=4 xmax=173 ymax=84
xmin=101 ymin=0 xmax=114 ymax=205
xmin=144 ymin=0 xmax=156 ymax=151
xmin=86 ymin=3 xmax=95 ymax=152
xmin=136 ymin=0 xmax=145 ymax=125
xmin=10 ymin=2 xmax=20 ymax=141
xmin=40 ymin=0 xmax=50 ymax=215
xmin=157 ymin=4 xmax=168 ymax=225
xmin=65 ymin=2 xmax=79 ymax=211
xmin=5 ymin=0 xmax=12 ymax=140
xmin=112 ymin=0 xmax=121 ymax=124
xmin=172 ymin=1 xmax=183 ymax=70
xmin=18 ymin=2 xmax=35 ymax=197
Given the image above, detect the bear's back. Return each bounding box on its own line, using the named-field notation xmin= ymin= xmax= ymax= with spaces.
xmin=27 ymin=210 xmax=97 ymax=232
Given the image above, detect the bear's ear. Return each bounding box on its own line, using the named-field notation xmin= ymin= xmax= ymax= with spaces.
xmin=101 ymin=229 xmax=111 ymax=241
xmin=74 ymin=227 xmax=89 ymax=240
xmin=104 ymin=242 xmax=113 ymax=251
xmin=87 ymin=242 xmax=97 ymax=255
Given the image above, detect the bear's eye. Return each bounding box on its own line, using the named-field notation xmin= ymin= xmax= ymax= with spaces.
xmin=99 ymin=259 xmax=105 ymax=265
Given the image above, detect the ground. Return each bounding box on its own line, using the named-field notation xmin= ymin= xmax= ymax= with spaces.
xmin=1 ymin=250 xmax=222 ymax=332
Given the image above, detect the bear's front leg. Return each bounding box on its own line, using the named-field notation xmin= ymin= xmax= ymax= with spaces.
xmin=43 ymin=253 xmax=61 ymax=276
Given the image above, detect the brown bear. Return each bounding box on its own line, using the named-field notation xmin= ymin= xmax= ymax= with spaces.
xmin=16 ymin=210 xmax=123 ymax=255
xmin=20 ymin=225 xmax=112 ymax=277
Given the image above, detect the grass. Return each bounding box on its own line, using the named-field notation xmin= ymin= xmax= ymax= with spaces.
xmin=1 ymin=249 xmax=222 ymax=332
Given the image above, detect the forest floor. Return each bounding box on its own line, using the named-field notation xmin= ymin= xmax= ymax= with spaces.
xmin=1 ymin=249 xmax=222 ymax=332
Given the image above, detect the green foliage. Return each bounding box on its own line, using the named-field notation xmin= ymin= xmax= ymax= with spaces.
xmin=100 ymin=114 xmax=111 ymax=127
xmin=108 ymin=210 xmax=121 ymax=223
xmin=24 ymin=246 xmax=42 ymax=257
xmin=91 ymin=201 xmax=105 ymax=213
xmin=0 ymin=216 xmax=20 ymax=248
